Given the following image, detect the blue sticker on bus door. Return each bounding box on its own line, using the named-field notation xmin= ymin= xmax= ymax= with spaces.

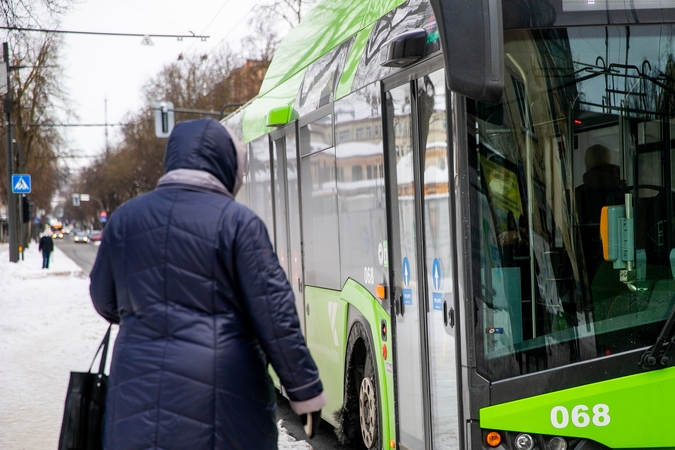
xmin=402 ymin=257 xmax=411 ymax=287
xmin=402 ymin=257 xmax=413 ymax=305
xmin=432 ymin=292 xmax=443 ymax=311
xmin=432 ymin=258 xmax=441 ymax=290
xmin=431 ymin=258 xmax=443 ymax=310
xmin=403 ymin=289 xmax=413 ymax=305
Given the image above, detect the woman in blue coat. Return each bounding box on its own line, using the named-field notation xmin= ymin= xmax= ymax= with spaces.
xmin=90 ymin=118 xmax=325 ymax=450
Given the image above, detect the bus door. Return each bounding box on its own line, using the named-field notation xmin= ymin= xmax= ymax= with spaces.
xmin=271 ymin=125 xmax=305 ymax=332
xmin=384 ymin=66 xmax=461 ymax=449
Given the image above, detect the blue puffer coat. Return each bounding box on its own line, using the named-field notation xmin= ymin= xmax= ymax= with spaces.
xmin=90 ymin=118 xmax=324 ymax=450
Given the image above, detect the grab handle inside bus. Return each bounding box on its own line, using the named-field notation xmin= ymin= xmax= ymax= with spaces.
xmin=600 ymin=204 xmax=634 ymax=269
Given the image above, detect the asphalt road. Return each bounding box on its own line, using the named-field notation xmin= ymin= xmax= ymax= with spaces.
xmin=54 ymin=234 xmax=99 ymax=274
xmin=55 ymin=236 xmax=345 ymax=450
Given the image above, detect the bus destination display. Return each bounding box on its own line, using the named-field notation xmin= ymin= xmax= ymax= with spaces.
xmin=564 ymin=0 xmax=675 ymax=11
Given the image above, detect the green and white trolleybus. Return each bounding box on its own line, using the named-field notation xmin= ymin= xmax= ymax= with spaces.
xmin=223 ymin=0 xmax=675 ymax=448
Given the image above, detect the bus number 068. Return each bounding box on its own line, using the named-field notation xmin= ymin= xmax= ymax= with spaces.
xmin=550 ymin=404 xmax=610 ymax=429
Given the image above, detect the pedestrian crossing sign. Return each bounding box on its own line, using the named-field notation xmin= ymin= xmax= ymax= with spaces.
xmin=11 ymin=174 xmax=31 ymax=194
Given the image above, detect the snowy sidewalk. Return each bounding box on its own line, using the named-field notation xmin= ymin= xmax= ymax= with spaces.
xmin=0 ymin=243 xmax=311 ymax=449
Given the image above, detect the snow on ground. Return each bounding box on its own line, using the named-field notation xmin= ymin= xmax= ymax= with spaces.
xmin=0 ymin=243 xmax=311 ymax=449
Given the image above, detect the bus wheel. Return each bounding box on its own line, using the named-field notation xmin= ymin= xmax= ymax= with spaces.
xmin=359 ymin=359 xmax=377 ymax=448
xmin=352 ymin=322 xmax=380 ymax=449
xmin=335 ymin=320 xmax=381 ymax=450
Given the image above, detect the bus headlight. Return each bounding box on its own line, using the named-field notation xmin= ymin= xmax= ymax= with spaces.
xmin=515 ymin=433 xmax=534 ymax=450
xmin=547 ymin=437 xmax=567 ymax=450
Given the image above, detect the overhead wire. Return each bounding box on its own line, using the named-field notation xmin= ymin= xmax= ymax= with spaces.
xmin=176 ymin=0 xmax=265 ymax=59
xmin=17 ymin=123 xmax=133 ymax=127
xmin=183 ymin=0 xmax=233 ymax=55
xmin=115 ymin=0 xmax=194 ymax=35
xmin=0 ymin=26 xmax=208 ymax=39
xmin=206 ymin=0 xmax=266 ymax=59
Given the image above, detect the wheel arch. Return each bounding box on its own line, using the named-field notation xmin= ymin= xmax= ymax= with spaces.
xmin=334 ymin=278 xmax=393 ymax=448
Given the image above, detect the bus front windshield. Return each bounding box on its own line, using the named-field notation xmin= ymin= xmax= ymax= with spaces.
xmin=469 ymin=25 xmax=675 ymax=380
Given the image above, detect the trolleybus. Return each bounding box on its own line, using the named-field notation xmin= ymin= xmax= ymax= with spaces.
xmin=223 ymin=0 xmax=675 ymax=448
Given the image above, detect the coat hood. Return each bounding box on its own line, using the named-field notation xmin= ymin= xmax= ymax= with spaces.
xmin=163 ymin=117 xmax=245 ymax=195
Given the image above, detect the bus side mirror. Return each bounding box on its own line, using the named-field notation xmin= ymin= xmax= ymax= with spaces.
xmin=429 ymin=0 xmax=504 ymax=103
xmin=382 ymin=29 xmax=427 ymax=68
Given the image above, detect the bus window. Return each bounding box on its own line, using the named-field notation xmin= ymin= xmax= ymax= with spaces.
xmin=469 ymin=25 xmax=675 ymax=381
xmin=335 ymin=84 xmax=388 ymax=301
xmin=249 ymin=136 xmax=275 ymax=246
xmin=300 ymin=114 xmax=341 ymax=289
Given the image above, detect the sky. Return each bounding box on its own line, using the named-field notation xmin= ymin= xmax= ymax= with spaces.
xmin=53 ymin=0 xmax=274 ymax=172
xmin=0 ymin=242 xmax=313 ymax=449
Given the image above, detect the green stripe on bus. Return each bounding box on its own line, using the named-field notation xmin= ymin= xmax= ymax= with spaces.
xmin=480 ymin=366 xmax=675 ymax=448
xmin=304 ymin=281 xmax=395 ymax=446
xmin=259 ymin=0 xmax=404 ymax=98
xmin=335 ymin=25 xmax=375 ymax=100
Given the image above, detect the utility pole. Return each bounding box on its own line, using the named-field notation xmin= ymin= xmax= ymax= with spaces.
xmin=3 ymin=42 xmax=18 ymax=262
xmin=16 ymin=139 xmax=24 ymax=260
xmin=104 ymin=98 xmax=109 ymax=157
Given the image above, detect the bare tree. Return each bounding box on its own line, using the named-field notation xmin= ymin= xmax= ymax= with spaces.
xmin=241 ymin=13 xmax=280 ymax=63
xmin=0 ymin=31 xmax=70 ymax=212
xmin=72 ymin=0 xmax=320 ymax=221
xmin=74 ymin=47 xmax=267 ymax=221
xmin=255 ymin=0 xmax=318 ymax=29
xmin=0 ymin=0 xmax=74 ymax=27
xmin=242 ymin=0 xmax=316 ymax=63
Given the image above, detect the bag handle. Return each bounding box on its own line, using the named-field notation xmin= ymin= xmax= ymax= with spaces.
xmin=88 ymin=324 xmax=113 ymax=375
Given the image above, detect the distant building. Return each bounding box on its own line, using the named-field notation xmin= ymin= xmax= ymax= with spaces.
xmin=222 ymin=59 xmax=270 ymax=105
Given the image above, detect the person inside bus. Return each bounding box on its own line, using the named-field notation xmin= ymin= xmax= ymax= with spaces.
xmin=575 ymin=144 xmax=625 ymax=319
xmin=89 ymin=118 xmax=326 ymax=450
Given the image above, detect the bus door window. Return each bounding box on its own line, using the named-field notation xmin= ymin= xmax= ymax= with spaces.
xmin=272 ymin=137 xmax=290 ymax=275
xmin=285 ymin=130 xmax=304 ymax=331
xmin=418 ymin=69 xmax=461 ymax=449
xmin=385 ymin=81 xmax=428 ymax=449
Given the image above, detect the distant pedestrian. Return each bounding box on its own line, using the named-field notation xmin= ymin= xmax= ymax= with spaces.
xmin=38 ymin=233 xmax=54 ymax=269
xmin=90 ymin=117 xmax=325 ymax=450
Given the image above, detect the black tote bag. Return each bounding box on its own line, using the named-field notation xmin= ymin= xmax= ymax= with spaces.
xmin=58 ymin=324 xmax=113 ymax=450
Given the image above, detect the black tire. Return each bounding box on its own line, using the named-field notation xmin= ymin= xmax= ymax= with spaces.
xmin=335 ymin=320 xmax=381 ymax=450
xmin=357 ymin=343 xmax=379 ymax=449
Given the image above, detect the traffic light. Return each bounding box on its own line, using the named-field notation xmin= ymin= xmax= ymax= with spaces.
xmin=21 ymin=196 xmax=29 ymax=223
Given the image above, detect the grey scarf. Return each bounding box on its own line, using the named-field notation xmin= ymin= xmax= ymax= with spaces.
xmin=156 ymin=169 xmax=232 ymax=198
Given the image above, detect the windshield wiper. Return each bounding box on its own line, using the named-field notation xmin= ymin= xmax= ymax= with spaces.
xmin=640 ymin=304 xmax=675 ymax=370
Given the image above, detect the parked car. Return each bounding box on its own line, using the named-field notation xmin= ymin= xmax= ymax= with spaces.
xmin=73 ymin=231 xmax=90 ymax=244
xmin=90 ymin=230 xmax=103 ymax=242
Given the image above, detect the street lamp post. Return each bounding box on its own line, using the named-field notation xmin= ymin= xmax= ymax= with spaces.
xmin=3 ymin=42 xmax=18 ymax=262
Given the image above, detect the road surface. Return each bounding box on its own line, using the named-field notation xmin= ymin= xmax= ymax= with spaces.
xmin=54 ymin=234 xmax=98 ymax=274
